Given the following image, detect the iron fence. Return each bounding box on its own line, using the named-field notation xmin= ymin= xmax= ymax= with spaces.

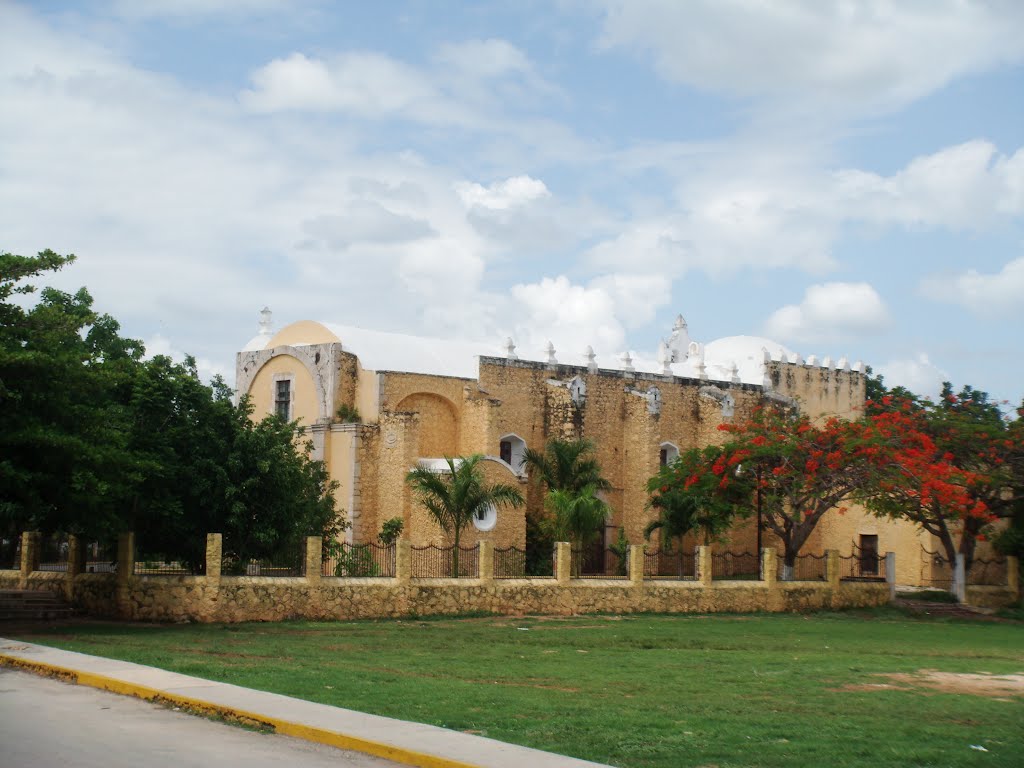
xmin=323 ymin=543 xmax=395 ymax=577
xmin=919 ymin=547 xmax=953 ymax=589
xmin=839 ymin=553 xmax=886 ymax=581
xmin=643 ymin=548 xmax=697 ymax=580
xmin=493 ymin=546 xmax=527 ymax=578
xmin=223 ymin=540 xmax=306 ymax=577
xmin=1 ymin=537 xmax=21 ymax=570
xmin=85 ymin=541 xmax=116 ymax=573
xmin=410 ymin=544 xmax=479 ymax=578
xmin=38 ymin=533 xmax=70 ymax=572
xmin=711 ymin=551 xmax=761 ymax=580
xmin=777 ymin=553 xmax=827 ymax=582
xmin=134 ymin=558 xmax=198 ymax=576
xmin=967 ymin=557 xmax=1008 ymax=586
xmin=570 ymin=547 xmax=629 ymax=579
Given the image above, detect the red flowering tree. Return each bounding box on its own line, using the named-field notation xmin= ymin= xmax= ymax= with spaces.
xmin=859 ymin=384 xmax=1024 ymax=571
xmin=646 ymin=445 xmax=755 ymax=548
xmin=718 ymin=407 xmax=878 ymax=571
xmin=648 ymin=406 xmax=876 ymax=570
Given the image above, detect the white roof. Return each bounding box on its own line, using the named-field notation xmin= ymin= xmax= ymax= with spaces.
xmin=323 ymin=324 xmax=493 ymax=379
xmin=696 ymin=335 xmax=794 ymax=385
xmin=246 ymin=318 xmax=812 ymax=387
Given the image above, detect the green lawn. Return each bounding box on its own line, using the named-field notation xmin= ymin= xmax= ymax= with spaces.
xmin=11 ymin=609 xmax=1024 ymax=768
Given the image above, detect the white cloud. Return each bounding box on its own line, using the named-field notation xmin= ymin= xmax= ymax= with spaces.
xmin=876 ymin=354 xmax=949 ymax=400
xmin=920 ymin=257 xmax=1024 ymax=316
xmin=764 ymin=283 xmax=890 ymax=344
xmin=596 ymin=0 xmax=1024 ymax=115
xmin=239 ymin=39 xmax=553 ymax=129
xmin=239 ymin=51 xmax=469 ymax=123
xmin=456 ymin=175 xmax=550 ymax=210
xmin=507 ymin=276 xmax=625 ymax=361
xmin=302 ymin=203 xmax=435 ymax=249
xmin=835 ymin=141 xmax=1024 ymax=229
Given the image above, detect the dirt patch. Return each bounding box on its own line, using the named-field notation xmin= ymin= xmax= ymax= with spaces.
xmin=838 ymin=669 xmax=1024 ymax=698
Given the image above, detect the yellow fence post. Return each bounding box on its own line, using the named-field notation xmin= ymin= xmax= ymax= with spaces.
xmin=395 ymin=539 xmax=411 ymax=583
xmin=305 ymin=536 xmax=322 ymax=585
xmin=555 ymin=542 xmax=571 ymax=584
xmin=698 ymin=546 xmax=713 ymax=587
xmin=762 ymin=548 xmax=777 ymax=589
xmin=205 ymin=533 xmax=222 ymax=587
xmin=115 ymin=532 xmax=135 ymax=618
xmin=826 ymin=549 xmax=841 ymax=588
xmin=478 ymin=540 xmax=493 ymax=584
xmin=629 ymin=544 xmax=644 ymax=586
xmin=19 ymin=531 xmax=39 ymax=588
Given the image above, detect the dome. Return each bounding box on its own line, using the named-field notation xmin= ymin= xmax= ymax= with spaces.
xmin=702 ymin=335 xmax=794 ymax=385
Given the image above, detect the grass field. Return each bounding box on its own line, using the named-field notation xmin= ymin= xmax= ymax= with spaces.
xmin=10 ymin=608 xmax=1024 ymax=768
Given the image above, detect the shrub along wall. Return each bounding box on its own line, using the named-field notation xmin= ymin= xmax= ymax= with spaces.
xmin=1 ymin=532 xmax=1017 ymax=623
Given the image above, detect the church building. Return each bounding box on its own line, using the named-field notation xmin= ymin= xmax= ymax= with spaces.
xmin=236 ymin=310 xmax=927 ymax=583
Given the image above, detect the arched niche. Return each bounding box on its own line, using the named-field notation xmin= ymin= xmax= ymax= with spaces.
xmin=659 ymin=441 xmax=680 ymax=467
xmin=498 ymin=433 xmax=527 ymax=475
xmin=395 ymin=392 xmax=459 ymax=458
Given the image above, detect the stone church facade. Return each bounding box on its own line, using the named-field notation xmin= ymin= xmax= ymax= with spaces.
xmin=236 ymin=311 xmax=928 ymax=584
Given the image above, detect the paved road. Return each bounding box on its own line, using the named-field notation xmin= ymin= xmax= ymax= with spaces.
xmin=0 ymin=668 xmax=401 ymax=768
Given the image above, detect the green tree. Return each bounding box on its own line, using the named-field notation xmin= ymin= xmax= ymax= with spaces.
xmin=542 ymin=485 xmax=610 ymax=549
xmin=0 ymin=249 xmax=345 ymax=570
xmin=646 ymin=446 xmax=751 ymax=549
xmin=521 ymin=437 xmax=611 ymax=494
xmin=521 ymin=437 xmax=611 ymax=570
xmin=0 ymin=250 xmax=141 ymax=541
xmin=406 ymin=455 xmax=524 ymax=576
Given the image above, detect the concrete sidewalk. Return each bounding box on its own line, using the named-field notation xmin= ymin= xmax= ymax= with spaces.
xmin=0 ymin=638 xmax=611 ymax=768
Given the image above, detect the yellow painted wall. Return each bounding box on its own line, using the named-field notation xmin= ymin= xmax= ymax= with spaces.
xmin=248 ymin=354 xmax=320 ymax=427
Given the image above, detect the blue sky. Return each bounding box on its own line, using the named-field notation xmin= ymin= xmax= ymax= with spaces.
xmin=2 ymin=1 xmax=1023 ymax=404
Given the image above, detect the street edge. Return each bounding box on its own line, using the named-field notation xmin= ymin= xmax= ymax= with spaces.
xmin=0 ymin=652 xmax=479 ymax=768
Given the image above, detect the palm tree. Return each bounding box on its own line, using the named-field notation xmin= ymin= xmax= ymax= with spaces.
xmin=542 ymin=485 xmax=610 ymax=576
xmin=542 ymin=485 xmax=610 ymax=547
xmin=405 ymin=455 xmax=524 ymax=576
xmin=521 ymin=437 xmax=611 ymax=494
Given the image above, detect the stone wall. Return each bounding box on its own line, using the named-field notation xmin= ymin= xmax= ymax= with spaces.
xmin=10 ymin=534 xmax=1014 ymax=623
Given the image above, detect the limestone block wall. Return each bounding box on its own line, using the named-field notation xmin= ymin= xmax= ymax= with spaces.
xmin=6 ymin=536 xmax=1019 ymax=623
xmin=768 ymin=361 xmax=866 ymax=421
xmin=477 ymin=358 xmax=764 ymax=547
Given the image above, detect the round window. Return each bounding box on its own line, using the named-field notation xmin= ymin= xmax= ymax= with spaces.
xmin=472 ymin=503 xmax=497 ymax=532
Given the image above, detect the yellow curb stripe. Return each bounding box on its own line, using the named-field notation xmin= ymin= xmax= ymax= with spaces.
xmin=1 ymin=653 xmax=478 ymax=768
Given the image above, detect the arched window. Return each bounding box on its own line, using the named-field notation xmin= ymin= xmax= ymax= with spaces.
xmin=659 ymin=441 xmax=679 ymax=467
xmin=498 ymin=433 xmax=527 ymax=474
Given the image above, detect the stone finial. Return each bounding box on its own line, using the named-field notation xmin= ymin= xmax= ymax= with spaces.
xmin=667 ymin=314 xmax=690 ymax=363
xmin=258 ymin=306 xmax=273 ymax=335
xmin=852 ymin=360 xmax=865 ymax=373
xmin=658 ymin=341 xmax=673 ymax=375
xmin=806 ymin=354 xmax=819 ymax=366
xmin=505 ymin=337 xmax=518 ymax=360
xmin=728 ymin=361 xmax=741 ymax=384
xmin=823 ymin=356 xmax=834 ymax=370
xmin=620 ymin=351 xmax=635 ymax=373
xmin=585 ymin=345 xmax=598 ymax=373
xmin=696 ymin=347 xmax=708 ymax=381
xmin=546 ymin=341 xmax=557 ymax=365
xmin=837 ymin=356 xmax=850 ymax=371
xmin=791 ymin=352 xmax=804 ymax=365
